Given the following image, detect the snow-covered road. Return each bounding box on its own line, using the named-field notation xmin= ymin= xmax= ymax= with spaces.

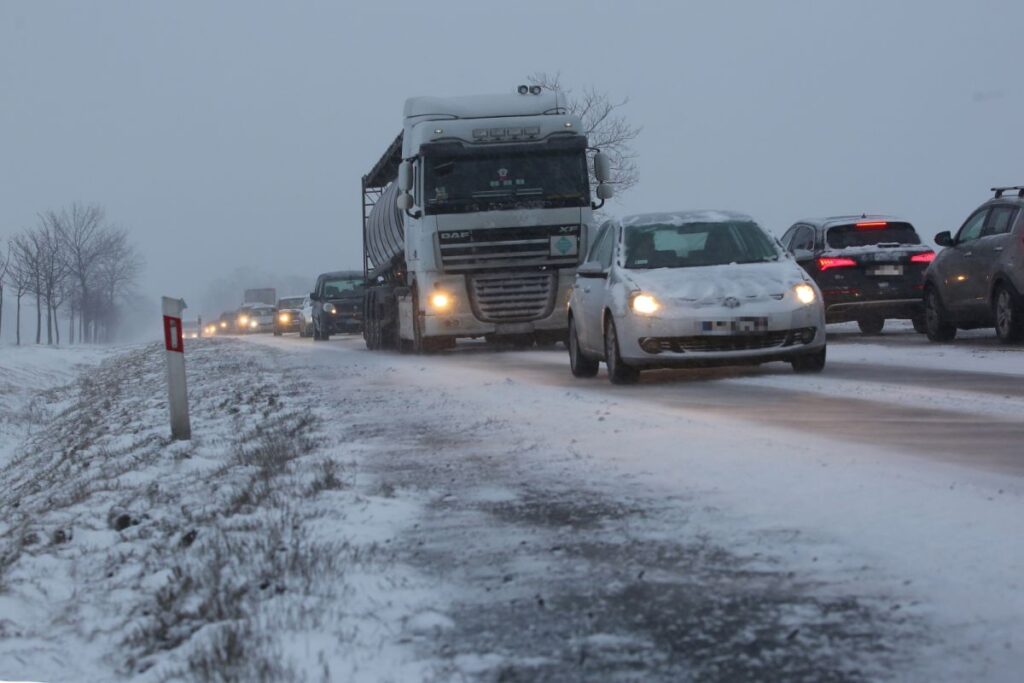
xmin=244 ymin=325 xmax=1023 ymax=681
xmin=1 ymin=328 xmax=1021 ymax=681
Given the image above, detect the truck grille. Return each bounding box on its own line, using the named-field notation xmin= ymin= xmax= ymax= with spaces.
xmin=438 ymin=224 xmax=580 ymax=272
xmin=468 ymin=272 xmax=557 ymax=322
xmin=642 ymin=328 xmax=816 ymax=353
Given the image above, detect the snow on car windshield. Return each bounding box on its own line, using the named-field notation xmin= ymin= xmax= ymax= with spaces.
xmin=324 ymin=279 xmax=364 ymax=297
xmin=826 ymin=222 xmax=921 ymax=249
xmin=278 ymin=298 xmax=303 ymax=309
xmin=623 ymin=221 xmax=779 ymax=269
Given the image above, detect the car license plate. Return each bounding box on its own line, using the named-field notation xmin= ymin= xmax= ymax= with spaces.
xmin=701 ymin=317 xmax=768 ymax=333
xmin=869 ymin=265 xmax=903 ymax=276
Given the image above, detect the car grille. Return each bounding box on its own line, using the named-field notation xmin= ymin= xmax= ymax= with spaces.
xmin=642 ymin=328 xmax=816 ymax=353
xmin=468 ymin=271 xmax=557 ymax=322
xmin=438 ymin=224 xmax=580 ymax=272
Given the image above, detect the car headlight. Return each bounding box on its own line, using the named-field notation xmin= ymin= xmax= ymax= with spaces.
xmin=279 ymin=313 xmax=290 ymax=323
xmin=220 ymin=321 xmax=227 ymax=328
xmin=794 ymin=283 xmax=816 ymax=305
xmin=323 ymin=303 xmax=336 ymax=314
xmin=238 ymin=315 xmax=249 ymax=324
xmin=631 ymin=293 xmax=660 ymax=315
xmin=250 ymin=319 xmax=259 ymax=328
xmin=430 ymin=292 xmax=452 ymax=311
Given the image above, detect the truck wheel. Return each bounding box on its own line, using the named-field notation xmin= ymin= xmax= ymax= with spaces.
xmin=568 ymin=318 xmax=599 ymax=378
xmin=604 ymin=317 xmax=639 ymax=384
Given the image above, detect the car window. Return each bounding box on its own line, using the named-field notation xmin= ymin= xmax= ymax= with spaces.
xmin=956 ymin=209 xmax=987 ymax=243
xmin=586 ymin=223 xmax=611 ymax=263
xmin=983 ymin=206 xmax=1018 ymax=237
xmin=780 ymin=226 xmax=796 ymax=249
xmin=790 ymin=226 xmax=815 ymax=252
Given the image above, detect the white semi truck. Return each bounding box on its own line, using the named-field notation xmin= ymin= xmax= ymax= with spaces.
xmin=361 ymin=86 xmax=613 ymax=352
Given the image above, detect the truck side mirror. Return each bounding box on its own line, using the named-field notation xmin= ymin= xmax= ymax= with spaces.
xmin=596 ymin=183 xmax=614 ymax=200
xmin=593 ymin=151 xmax=611 ymax=184
xmin=396 ymin=192 xmax=413 ymax=211
xmin=398 ymin=161 xmax=413 ymax=192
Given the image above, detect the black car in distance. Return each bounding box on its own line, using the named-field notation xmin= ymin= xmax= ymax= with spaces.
xmin=310 ymin=270 xmax=365 ymax=341
xmin=781 ymin=215 xmax=935 ymax=334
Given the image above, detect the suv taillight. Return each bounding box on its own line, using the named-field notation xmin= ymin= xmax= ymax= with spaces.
xmin=818 ymin=257 xmax=857 ymax=271
xmin=910 ymin=251 xmax=935 ymax=264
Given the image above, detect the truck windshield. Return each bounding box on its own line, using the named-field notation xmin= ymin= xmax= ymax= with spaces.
xmin=278 ymin=298 xmax=303 ymax=309
xmin=424 ymin=149 xmax=589 ymax=214
xmin=624 ymin=221 xmax=780 ymax=269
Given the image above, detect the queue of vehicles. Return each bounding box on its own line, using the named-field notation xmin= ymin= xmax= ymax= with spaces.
xmin=203 ymin=87 xmax=1024 ymax=384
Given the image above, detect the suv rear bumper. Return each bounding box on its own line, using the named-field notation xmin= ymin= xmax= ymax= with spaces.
xmin=825 ymin=298 xmax=922 ymax=322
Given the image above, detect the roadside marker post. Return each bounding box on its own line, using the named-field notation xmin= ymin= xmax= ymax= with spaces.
xmin=162 ymin=296 xmax=192 ymax=441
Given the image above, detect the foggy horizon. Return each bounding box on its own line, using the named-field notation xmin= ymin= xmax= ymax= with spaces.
xmin=2 ymin=0 xmax=1022 ymax=331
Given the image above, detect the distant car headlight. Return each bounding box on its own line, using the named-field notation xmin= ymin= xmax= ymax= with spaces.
xmin=323 ymin=302 xmax=336 ymax=314
xmin=249 ymin=319 xmax=259 ymax=328
xmin=238 ymin=315 xmax=249 ymax=325
xmin=631 ymin=293 xmax=660 ymax=315
xmin=279 ymin=313 xmax=290 ymax=323
xmin=430 ymin=292 xmax=452 ymax=311
xmin=220 ymin=321 xmax=227 ymax=328
xmin=794 ymin=283 xmax=816 ymax=305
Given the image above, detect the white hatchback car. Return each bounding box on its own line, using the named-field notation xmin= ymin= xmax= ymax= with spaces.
xmin=568 ymin=211 xmax=827 ymax=383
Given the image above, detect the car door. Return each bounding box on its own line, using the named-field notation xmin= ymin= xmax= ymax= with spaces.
xmin=939 ymin=208 xmax=989 ymax=315
xmin=786 ymin=224 xmax=818 ymax=273
xmin=575 ymin=222 xmax=614 ymax=353
xmin=974 ymin=205 xmax=1019 ymax=302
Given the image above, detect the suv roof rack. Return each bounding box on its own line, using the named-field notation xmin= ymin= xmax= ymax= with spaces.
xmin=991 ymin=186 xmax=1024 ymax=198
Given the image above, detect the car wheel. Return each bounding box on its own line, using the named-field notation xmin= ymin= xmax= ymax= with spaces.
xmin=857 ymin=316 xmax=884 ymax=335
xmin=791 ymin=346 xmax=827 ymax=373
xmin=568 ymin=317 xmax=599 ymax=378
xmin=911 ymin=315 xmax=927 ymax=334
xmin=994 ymin=285 xmax=1024 ymax=343
xmin=313 ymin=316 xmax=326 ymax=342
xmin=924 ymin=287 xmax=956 ymax=342
xmin=604 ymin=317 xmax=639 ymax=385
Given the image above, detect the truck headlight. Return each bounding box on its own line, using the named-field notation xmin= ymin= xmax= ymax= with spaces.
xmin=794 ymin=283 xmax=816 ymax=305
xmin=430 ymin=292 xmax=452 ymax=311
xmin=631 ymin=293 xmax=660 ymax=315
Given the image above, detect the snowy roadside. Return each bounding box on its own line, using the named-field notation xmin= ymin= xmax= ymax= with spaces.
xmin=0 ymin=339 xmax=440 ymax=682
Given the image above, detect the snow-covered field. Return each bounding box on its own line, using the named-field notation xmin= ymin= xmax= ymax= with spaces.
xmin=1 ymin=330 xmax=1022 ymax=681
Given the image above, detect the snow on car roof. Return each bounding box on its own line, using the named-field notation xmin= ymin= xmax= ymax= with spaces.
xmin=621 ymin=210 xmax=757 ymax=228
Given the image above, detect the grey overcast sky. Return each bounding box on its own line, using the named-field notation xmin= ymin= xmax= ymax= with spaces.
xmin=2 ymin=0 xmax=1022 ymax=315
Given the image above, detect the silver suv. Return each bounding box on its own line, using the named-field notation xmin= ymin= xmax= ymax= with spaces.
xmin=924 ymin=186 xmax=1024 ymax=342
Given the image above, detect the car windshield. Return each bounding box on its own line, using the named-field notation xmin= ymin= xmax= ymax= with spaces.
xmin=278 ymin=298 xmax=303 ymax=309
xmin=826 ymin=222 xmax=921 ymax=248
xmin=323 ymin=278 xmax=364 ymax=297
xmin=423 ymin=149 xmax=589 ymax=215
xmin=623 ymin=221 xmax=780 ymax=269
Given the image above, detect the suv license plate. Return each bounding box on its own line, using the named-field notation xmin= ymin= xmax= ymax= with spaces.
xmin=869 ymin=265 xmax=903 ymax=276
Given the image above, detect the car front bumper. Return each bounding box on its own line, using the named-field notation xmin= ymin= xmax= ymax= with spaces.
xmin=616 ymin=300 xmax=826 ymax=367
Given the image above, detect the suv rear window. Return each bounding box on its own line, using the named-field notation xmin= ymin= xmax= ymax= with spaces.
xmin=826 ymin=222 xmax=921 ymax=249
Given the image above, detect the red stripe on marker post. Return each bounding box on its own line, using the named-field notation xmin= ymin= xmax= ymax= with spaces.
xmin=163 ymin=315 xmax=183 ymax=352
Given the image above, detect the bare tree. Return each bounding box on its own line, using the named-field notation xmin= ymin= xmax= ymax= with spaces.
xmin=8 ymin=232 xmax=40 ymax=346
xmin=92 ymin=228 xmax=143 ymax=342
xmin=528 ymin=72 xmax=641 ymax=196
xmin=0 ymin=245 xmax=9 ymax=340
xmin=34 ymin=216 xmax=71 ymax=345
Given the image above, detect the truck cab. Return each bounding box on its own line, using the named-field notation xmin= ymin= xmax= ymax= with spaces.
xmin=361 ymin=88 xmax=614 ymax=352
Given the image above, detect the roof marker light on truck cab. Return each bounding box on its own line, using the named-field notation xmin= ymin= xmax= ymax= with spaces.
xmin=910 ymin=251 xmax=936 ymax=263
xmin=818 ymin=257 xmax=857 ymax=271
xmin=855 ymin=221 xmax=888 ymax=229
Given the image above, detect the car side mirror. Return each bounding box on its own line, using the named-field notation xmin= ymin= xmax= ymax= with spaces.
xmin=309 ymin=291 xmax=319 ymax=301
xmin=934 ymin=231 xmax=954 ymax=247
xmin=577 ymin=262 xmax=608 ymax=279
xmin=792 ymin=248 xmax=814 ymax=263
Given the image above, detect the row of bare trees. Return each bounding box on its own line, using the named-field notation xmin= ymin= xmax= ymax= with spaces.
xmin=1 ymin=204 xmax=143 ymax=345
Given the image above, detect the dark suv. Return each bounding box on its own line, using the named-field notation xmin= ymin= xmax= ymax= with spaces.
xmin=781 ymin=215 xmax=935 ymax=334
xmin=310 ymin=270 xmax=365 ymax=341
xmin=923 ymin=186 xmax=1024 ymax=343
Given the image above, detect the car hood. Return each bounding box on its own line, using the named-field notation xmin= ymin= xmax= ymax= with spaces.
xmin=620 ymin=261 xmax=807 ymax=304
